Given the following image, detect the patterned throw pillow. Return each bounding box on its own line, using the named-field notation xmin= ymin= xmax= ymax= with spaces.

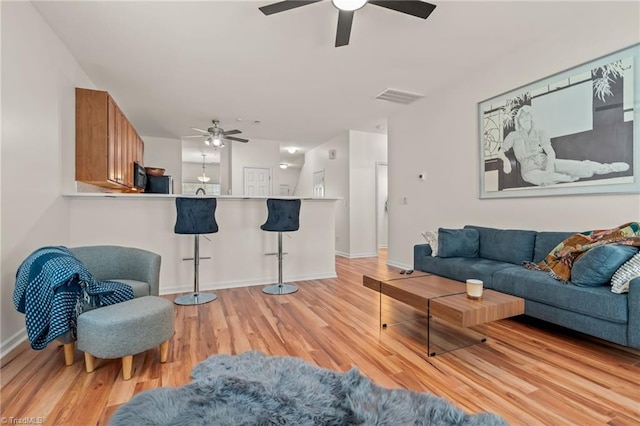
xmin=421 ymin=231 xmax=438 ymax=256
xmin=611 ymin=252 xmax=640 ymax=294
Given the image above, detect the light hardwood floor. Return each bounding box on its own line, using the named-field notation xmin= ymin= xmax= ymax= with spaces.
xmin=1 ymin=251 xmax=639 ymax=425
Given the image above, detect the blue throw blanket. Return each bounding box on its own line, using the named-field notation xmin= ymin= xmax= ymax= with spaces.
xmin=13 ymin=246 xmax=134 ymax=350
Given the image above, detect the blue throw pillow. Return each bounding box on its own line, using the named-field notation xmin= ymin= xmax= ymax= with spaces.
xmin=437 ymin=228 xmax=479 ymax=258
xmin=571 ymin=245 xmax=639 ymax=287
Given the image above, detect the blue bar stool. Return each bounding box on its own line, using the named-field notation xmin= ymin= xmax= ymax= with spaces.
xmin=261 ymin=198 xmax=301 ymax=295
xmin=174 ymin=197 xmax=218 ymax=305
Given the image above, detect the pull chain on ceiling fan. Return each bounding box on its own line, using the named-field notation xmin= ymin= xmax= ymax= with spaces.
xmin=259 ymin=0 xmax=437 ymax=47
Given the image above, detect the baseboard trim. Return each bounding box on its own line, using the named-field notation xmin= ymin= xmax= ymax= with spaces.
xmin=335 ymin=251 xmax=378 ymax=259
xmin=387 ymin=259 xmax=412 ymax=270
xmin=161 ymin=272 xmax=338 ymax=296
xmin=1 ymin=329 xmax=28 ymax=361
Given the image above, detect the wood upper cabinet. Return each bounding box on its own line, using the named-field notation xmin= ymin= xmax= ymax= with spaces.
xmin=76 ymin=87 xmax=144 ymax=190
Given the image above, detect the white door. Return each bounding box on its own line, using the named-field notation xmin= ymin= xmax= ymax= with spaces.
xmin=376 ymin=163 xmax=388 ymax=249
xmin=313 ymin=170 xmax=325 ymax=197
xmin=244 ymin=167 xmax=271 ymax=196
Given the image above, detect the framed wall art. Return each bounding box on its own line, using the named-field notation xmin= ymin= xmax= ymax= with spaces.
xmin=478 ymin=43 xmax=640 ymax=199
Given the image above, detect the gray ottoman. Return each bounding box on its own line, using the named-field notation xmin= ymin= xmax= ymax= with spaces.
xmin=77 ymin=296 xmax=174 ymax=380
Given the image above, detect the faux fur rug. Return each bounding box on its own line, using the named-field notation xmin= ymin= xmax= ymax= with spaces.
xmin=110 ymin=351 xmax=508 ymax=425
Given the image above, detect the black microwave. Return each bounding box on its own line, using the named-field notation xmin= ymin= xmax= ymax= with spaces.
xmin=133 ymin=162 xmax=147 ymax=190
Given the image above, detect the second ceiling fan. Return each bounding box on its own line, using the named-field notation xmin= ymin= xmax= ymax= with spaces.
xmin=259 ymin=0 xmax=437 ymax=47
xmin=185 ymin=120 xmax=249 ymax=147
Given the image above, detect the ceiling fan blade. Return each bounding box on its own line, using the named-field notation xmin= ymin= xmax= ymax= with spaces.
xmin=223 ymin=129 xmax=242 ymax=136
xmin=335 ymin=10 xmax=354 ymax=47
xmin=182 ymin=135 xmax=205 ymax=139
xmin=226 ymin=136 xmax=249 ymax=143
xmin=259 ymin=0 xmax=322 ymax=16
xmin=190 ymin=127 xmax=209 ymax=134
xmin=369 ymin=1 xmax=436 ymax=19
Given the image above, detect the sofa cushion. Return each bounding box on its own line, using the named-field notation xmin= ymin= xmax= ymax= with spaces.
xmin=493 ymin=267 xmax=627 ymax=323
xmin=533 ymin=231 xmax=576 ymax=263
xmin=611 ymin=253 xmax=640 ymax=294
xmin=571 ymin=245 xmax=639 ymax=287
xmin=464 ymin=225 xmax=536 ymax=264
xmin=417 ymin=256 xmax=517 ymax=289
xmin=421 ymin=231 xmax=439 ymax=256
xmin=437 ymin=228 xmax=479 ymax=258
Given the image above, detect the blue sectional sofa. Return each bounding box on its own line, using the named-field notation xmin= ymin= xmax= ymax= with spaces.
xmin=414 ymin=225 xmax=640 ymax=349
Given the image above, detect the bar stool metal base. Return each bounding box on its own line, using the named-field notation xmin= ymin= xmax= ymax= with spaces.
xmin=174 ymin=292 xmax=217 ymax=305
xmin=262 ymin=284 xmax=298 ymax=295
xmin=174 ymin=234 xmax=218 ymax=306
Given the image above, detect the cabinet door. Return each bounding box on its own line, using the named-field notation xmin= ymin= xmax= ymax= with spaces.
xmin=123 ymin=121 xmax=133 ymax=187
xmin=107 ymin=97 xmax=117 ymax=183
xmin=138 ymin=137 xmax=144 ymax=166
xmin=116 ymin=109 xmax=126 ymax=184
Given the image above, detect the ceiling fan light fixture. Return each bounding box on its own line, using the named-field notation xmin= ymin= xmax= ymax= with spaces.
xmin=204 ymin=137 xmax=212 ymax=146
xmin=212 ymin=136 xmax=223 ymax=147
xmin=332 ymin=0 xmax=367 ymax=11
xmin=331 ymin=0 xmax=368 ymax=12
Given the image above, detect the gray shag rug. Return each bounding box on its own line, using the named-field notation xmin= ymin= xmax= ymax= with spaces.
xmin=110 ymin=351 xmax=508 ymax=425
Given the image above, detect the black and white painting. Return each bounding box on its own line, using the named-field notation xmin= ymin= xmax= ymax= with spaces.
xmin=479 ymin=43 xmax=639 ymax=198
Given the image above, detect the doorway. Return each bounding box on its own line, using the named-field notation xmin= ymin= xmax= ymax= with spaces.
xmin=313 ymin=169 xmax=325 ymax=197
xmin=243 ymin=167 xmax=271 ymax=196
xmin=375 ymin=162 xmax=388 ymax=252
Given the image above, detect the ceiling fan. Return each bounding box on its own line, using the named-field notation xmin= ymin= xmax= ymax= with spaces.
xmin=259 ymin=0 xmax=437 ymax=47
xmin=184 ymin=120 xmax=249 ymax=147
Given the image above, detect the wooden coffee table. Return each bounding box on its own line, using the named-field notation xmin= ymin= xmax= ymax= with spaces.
xmin=363 ymin=273 xmax=524 ymax=356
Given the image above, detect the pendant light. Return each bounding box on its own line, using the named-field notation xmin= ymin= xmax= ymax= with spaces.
xmin=197 ymin=154 xmax=211 ymax=183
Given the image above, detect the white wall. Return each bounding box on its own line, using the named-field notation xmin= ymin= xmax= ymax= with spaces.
xmin=182 ymin=162 xmax=221 ymax=184
xmin=387 ymin=5 xmax=640 ymax=269
xmin=297 ymin=132 xmax=350 ymax=254
xmin=277 ymin=167 xmax=301 ymax=195
xmin=230 ymin=138 xmax=281 ymax=195
xmin=348 ymin=131 xmax=388 ymax=257
xmin=68 ymin=197 xmax=337 ymax=295
xmin=1 ymin=2 xmax=95 ymax=356
xmin=296 ymin=130 xmax=386 ymax=257
xmin=143 ymin=136 xmax=182 ymax=192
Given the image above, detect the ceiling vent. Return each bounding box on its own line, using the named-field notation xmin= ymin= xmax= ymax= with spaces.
xmin=375 ymin=89 xmax=424 ymax=105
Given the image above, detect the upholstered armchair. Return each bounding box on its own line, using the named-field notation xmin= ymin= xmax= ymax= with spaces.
xmin=59 ymin=245 xmax=161 ymax=365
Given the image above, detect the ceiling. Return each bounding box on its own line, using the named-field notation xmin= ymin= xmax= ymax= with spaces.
xmin=32 ymin=1 xmax=615 ymax=165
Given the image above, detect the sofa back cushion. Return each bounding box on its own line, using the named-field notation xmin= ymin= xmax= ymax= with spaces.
xmin=437 ymin=228 xmax=479 ymax=258
xmin=533 ymin=231 xmax=576 ymax=263
xmin=464 ymin=225 xmax=536 ymax=264
xmin=571 ymin=245 xmax=639 ymax=287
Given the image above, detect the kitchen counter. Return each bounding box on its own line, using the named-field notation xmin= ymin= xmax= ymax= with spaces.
xmin=66 ymin=195 xmax=338 ymax=295
xmin=65 ymin=192 xmax=340 ymax=200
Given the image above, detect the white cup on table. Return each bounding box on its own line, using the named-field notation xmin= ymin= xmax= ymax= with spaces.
xmin=466 ymin=279 xmax=483 ymax=300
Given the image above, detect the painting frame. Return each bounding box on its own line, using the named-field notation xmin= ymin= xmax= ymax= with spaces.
xmin=478 ymin=43 xmax=640 ymax=199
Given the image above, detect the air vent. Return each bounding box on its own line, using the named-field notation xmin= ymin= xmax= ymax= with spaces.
xmin=375 ymin=89 xmax=424 ymax=105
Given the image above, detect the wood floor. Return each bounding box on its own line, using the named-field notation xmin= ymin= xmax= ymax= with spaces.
xmin=2 ymin=251 xmax=639 ymax=425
